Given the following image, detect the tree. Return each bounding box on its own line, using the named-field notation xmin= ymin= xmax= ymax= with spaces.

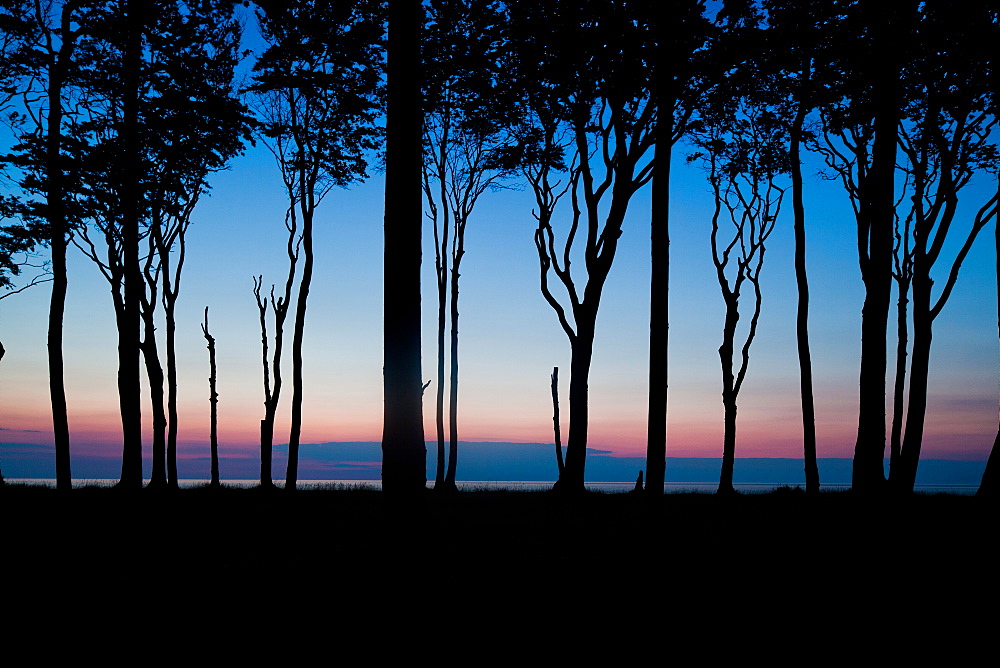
xmin=509 ymin=0 xmax=657 ymax=493
xmin=887 ymin=0 xmax=999 ymax=493
xmin=812 ymin=1 xmax=920 ymax=493
xmin=382 ymin=0 xmax=426 ymax=494
xmin=253 ymin=273 xmax=290 ymax=489
xmin=978 ymin=178 xmax=1000 ymax=499
xmin=422 ymin=0 xmax=513 ymax=492
xmin=252 ymin=0 xmax=383 ymax=491
xmin=0 ymin=0 xmax=94 ymax=491
xmin=689 ymin=99 xmax=787 ymax=495
xmin=201 ymin=306 xmax=220 ymax=488
xmin=756 ymin=0 xmax=848 ymax=495
xmin=71 ymin=0 xmax=251 ymax=488
xmin=643 ymin=0 xmax=713 ymax=496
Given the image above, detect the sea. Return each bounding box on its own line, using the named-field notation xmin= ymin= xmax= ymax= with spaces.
xmin=5 ymin=478 xmax=981 ymax=494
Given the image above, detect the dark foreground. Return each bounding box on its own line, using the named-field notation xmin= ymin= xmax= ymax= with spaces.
xmin=3 ymin=484 xmax=995 ymax=658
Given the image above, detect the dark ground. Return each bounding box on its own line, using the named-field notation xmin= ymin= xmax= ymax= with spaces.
xmin=2 ymin=484 xmax=995 ymax=659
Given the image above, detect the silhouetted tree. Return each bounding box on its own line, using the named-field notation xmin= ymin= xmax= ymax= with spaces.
xmin=508 ymin=0 xmax=657 ymax=493
xmin=813 ymin=1 xmax=920 ymax=493
xmin=0 ymin=0 xmax=94 ymax=490
xmin=422 ymin=0 xmax=513 ymax=492
xmin=643 ymin=0 xmax=713 ymax=497
xmin=979 ymin=177 xmax=1000 ymax=499
xmin=757 ymin=0 xmax=848 ymax=495
xmin=887 ymin=1 xmax=999 ymax=493
xmin=252 ymin=0 xmax=383 ymax=491
xmin=689 ymin=99 xmax=787 ymax=495
xmin=72 ymin=0 xmax=251 ymax=488
xmin=253 ymin=273 xmax=290 ymax=489
xmin=382 ymin=0 xmax=426 ymax=494
xmin=201 ymin=306 xmax=220 ymax=488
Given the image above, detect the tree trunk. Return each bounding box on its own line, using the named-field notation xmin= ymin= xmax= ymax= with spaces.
xmin=381 ymin=0 xmax=426 ymax=494
xmin=718 ymin=297 xmax=738 ymax=495
xmin=559 ymin=319 xmax=595 ymax=494
xmin=286 ymin=205 xmax=313 ymax=492
xmin=433 ymin=161 xmax=448 ymax=490
xmin=47 ymin=5 xmax=76 ymax=492
xmin=895 ymin=270 xmax=933 ymax=492
xmin=202 ymin=308 xmax=220 ymax=488
xmin=645 ymin=95 xmax=672 ymax=497
xmin=260 ymin=411 xmax=275 ymax=488
xmin=117 ymin=0 xmax=145 ymax=490
xmin=978 ymin=190 xmax=1000 ymax=498
xmin=443 ymin=220 xmax=463 ymax=491
xmin=551 ymin=367 xmax=564 ymax=477
xmin=790 ymin=105 xmax=819 ymax=495
xmin=852 ymin=4 xmax=901 ymax=495
xmin=141 ymin=303 xmax=168 ymax=489
xmin=888 ymin=277 xmax=909 ymax=483
xmin=165 ymin=296 xmax=179 ymax=488
xmin=48 ymin=209 xmax=71 ymax=491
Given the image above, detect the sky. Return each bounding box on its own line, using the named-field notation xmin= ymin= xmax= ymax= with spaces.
xmin=1 ymin=13 xmax=999 ymax=482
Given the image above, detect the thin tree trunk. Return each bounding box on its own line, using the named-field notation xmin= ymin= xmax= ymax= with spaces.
xmin=790 ymin=105 xmax=819 ymax=494
xmin=888 ymin=277 xmax=909 ymax=483
xmin=140 ymin=297 xmax=168 ymax=489
xmin=286 ymin=206 xmax=313 ymax=492
xmin=164 ymin=293 xmax=179 ymax=488
xmin=895 ymin=256 xmax=933 ymax=492
xmin=551 ymin=367 xmax=564 ymax=477
xmin=433 ymin=135 xmax=449 ymax=490
xmin=202 ymin=307 xmax=220 ymax=488
xmin=443 ymin=215 xmax=463 ymax=491
xmin=382 ymin=0 xmax=426 ymax=494
xmin=47 ymin=4 xmax=77 ymax=492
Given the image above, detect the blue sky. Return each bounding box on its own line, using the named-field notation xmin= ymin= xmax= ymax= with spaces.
xmin=2 ymin=129 xmax=997 ymax=482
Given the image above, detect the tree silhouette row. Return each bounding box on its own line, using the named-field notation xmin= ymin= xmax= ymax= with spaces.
xmin=1 ymin=0 xmax=998 ymax=497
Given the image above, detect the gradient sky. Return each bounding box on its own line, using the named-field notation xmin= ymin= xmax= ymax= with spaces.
xmin=1 ymin=18 xmax=998 ymax=480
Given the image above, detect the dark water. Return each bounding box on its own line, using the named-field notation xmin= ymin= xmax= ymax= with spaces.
xmin=7 ymin=478 xmax=980 ymax=494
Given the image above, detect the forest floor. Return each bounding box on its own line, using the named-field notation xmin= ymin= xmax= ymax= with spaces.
xmin=2 ymin=483 xmax=995 ymax=658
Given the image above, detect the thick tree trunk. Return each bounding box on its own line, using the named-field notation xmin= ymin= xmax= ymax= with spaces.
xmin=117 ymin=0 xmax=145 ymax=490
xmin=558 ymin=320 xmax=595 ymax=494
xmin=852 ymin=6 xmax=900 ymax=495
xmin=382 ymin=0 xmax=426 ymax=494
xmin=645 ymin=111 xmax=672 ymax=498
xmin=791 ymin=108 xmax=819 ymax=495
xmin=718 ymin=298 xmax=738 ymax=495
xmin=260 ymin=409 xmax=275 ymax=488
